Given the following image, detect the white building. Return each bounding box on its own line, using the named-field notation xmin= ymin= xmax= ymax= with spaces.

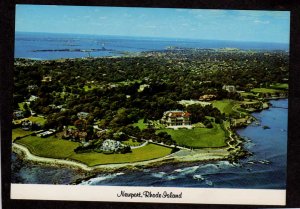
xmin=222 ymin=85 xmax=236 ymax=93
xmin=101 ymin=139 xmax=122 ymax=152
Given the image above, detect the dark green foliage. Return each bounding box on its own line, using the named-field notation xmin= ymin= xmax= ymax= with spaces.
xmin=14 ymin=49 xmax=288 ymax=141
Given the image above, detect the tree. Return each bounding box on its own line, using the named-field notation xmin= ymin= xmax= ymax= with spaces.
xmin=74 ymin=119 xmax=87 ymax=131
xmin=23 ymin=103 xmax=31 ymax=117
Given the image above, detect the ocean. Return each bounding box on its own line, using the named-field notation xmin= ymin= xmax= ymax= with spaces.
xmin=11 ymin=99 xmax=288 ymax=189
xmin=15 ymin=32 xmax=289 ymax=60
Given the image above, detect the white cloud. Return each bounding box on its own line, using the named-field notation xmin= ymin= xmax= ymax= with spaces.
xmin=254 ymin=20 xmax=270 ymax=24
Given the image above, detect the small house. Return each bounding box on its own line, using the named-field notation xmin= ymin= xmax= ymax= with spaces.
xmin=77 ymin=112 xmax=89 ymax=119
xmin=37 ymin=129 xmax=56 ymax=138
xmin=42 ymin=76 xmax=52 ymax=82
xmin=22 ymin=120 xmax=33 ymax=131
xmin=28 ymin=95 xmax=39 ymax=102
xmin=222 ymin=85 xmax=236 ymax=93
xmin=199 ymin=94 xmax=217 ymax=101
xmin=13 ymin=110 xmax=24 ymax=120
xmin=27 ymin=85 xmax=38 ymax=92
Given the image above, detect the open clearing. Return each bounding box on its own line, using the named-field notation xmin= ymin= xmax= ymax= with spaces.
xmin=269 ymin=83 xmax=288 ymax=90
xmin=157 ymin=123 xmax=226 ymax=148
xmin=28 ymin=116 xmax=47 ymax=125
xmin=211 ymin=99 xmax=235 ymax=115
xmin=133 ymin=119 xmax=148 ymax=130
xmin=12 ymin=128 xmax=33 ymax=141
xmin=251 ymin=88 xmax=282 ymax=94
xmin=70 ymin=144 xmax=172 ymax=166
xmin=16 ymin=136 xmax=80 ymax=159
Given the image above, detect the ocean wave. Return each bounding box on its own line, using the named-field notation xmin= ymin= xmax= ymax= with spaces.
xmin=172 ymin=166 xmax=199 ymax=175
xmin=151 ymin=172 xmax=166 ymax=178
xmin=80 ymin=172 xmax=124 ymax=185
xmin=193 ymin=174 xmax=205 ymax=181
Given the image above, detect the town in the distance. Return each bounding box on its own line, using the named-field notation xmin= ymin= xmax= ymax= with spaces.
xmin=12 ymin=47 xmax=289 ymax=169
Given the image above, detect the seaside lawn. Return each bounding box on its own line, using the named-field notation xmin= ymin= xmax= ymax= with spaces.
xmin=211 ymin=99 xmax=235 ymax=115
xmin=15 ymin=136 xmax=172 ymax=166
xmin=12 ymin=128 xmax=33 ymax=141
xmin=158 ymin=123 xmax=226 ymax=148
xmin=70 ymin=144 xmax=172 ymax=166
xmin=16 ymin=136 xmax=80 ymax=158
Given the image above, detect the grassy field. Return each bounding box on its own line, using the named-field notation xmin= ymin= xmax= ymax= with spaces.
xmin=28 ymin=116 xmax=47 ymax=125
xmin=12 ymin=128 xmax=33 ymax=141
xmin=133 ymin=119 xmax=148 ymax=130
xmin=70 ymin=144 xmax=172 ymax=166
xmin=122 ymin=138 xmax=142 ymax=146
xmin=157 ymin=123 xmax=226 ymax=148
xmin=16 ymin=136 xmax=80 ymax=158
xmin=211 ymin=99 xmax=235 ymax=115
xmin=83 ymin=84 xmax=98 ymax=92
xmin=18 ymin=102 xmax=26 ymax=111
xmin=15 ymin=136 xmax=172 ymax=166
xmin=269 ymin=83 xmax=288 ymax=90
xmin=240 ymin=92 xmax=258 ymax=98
xmin=251 ymin=88 xmax=281 ymax=94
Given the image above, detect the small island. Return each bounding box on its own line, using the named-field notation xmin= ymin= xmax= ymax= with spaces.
xmin=12 ymin=48 xmax=288 ymax=172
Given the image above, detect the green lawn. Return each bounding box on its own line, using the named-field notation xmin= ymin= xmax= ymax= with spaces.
xmin=15 ymin=135 xmax=172 ymax=166
xmin=12 ymin=128 xmax=33 ymax=141
xmin=211 ymin=99 xmax=235 ymax=115
xmin=251 ymin=88 xmax=281 ymax=94
xmin=270 ymin=83 xmax=289 ymax=90
xmin=70 ymin=144 xmax=172 ymax=166
xmin=122 ymin=138 xmax=142 ymax=146
xmin=157 ymin=123 xmax=227 ymax=148
xmin=16 ymin=136 xmax=80 ymax=158
xmin=18 ymin=102 xmax=26 ymax=111
xmin=240 ymin=92 xmax=258 ymax=98
xmin=133 ymin=119 xmax=148 ymax=130
xmin=28 ymin=116 xmax=47 ymax=125
xmin=83 ymin=84 xmax=98 ymax=92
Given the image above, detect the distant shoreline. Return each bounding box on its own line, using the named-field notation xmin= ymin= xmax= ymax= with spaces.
xmin=15 ymin=32 xmax=289 ymax=61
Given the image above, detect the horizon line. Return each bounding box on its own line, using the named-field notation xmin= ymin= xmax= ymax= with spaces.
xmin=15 ymin=31 xmax=290 ymax=45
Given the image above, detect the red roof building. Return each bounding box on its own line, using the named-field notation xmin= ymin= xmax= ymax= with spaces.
xmin=161 ymin=110 xmax=191 ymax=126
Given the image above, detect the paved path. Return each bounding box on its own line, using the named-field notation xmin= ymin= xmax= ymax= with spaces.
xmin=130 ymin=141 xmax=148 ymax=149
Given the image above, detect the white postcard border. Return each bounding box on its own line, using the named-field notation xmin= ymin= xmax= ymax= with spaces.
xmin=11 ymin=184 xmax=286 ymax=205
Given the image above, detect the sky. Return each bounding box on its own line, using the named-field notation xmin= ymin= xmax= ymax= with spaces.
xmin=15 ymin=5 xmax=290 ymax=43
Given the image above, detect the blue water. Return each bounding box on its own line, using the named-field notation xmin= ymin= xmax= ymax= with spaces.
xmin=12 ymin=99 xmax=288 ymax=189
xmin=15 ymin=32 xmax=289 ymax=60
